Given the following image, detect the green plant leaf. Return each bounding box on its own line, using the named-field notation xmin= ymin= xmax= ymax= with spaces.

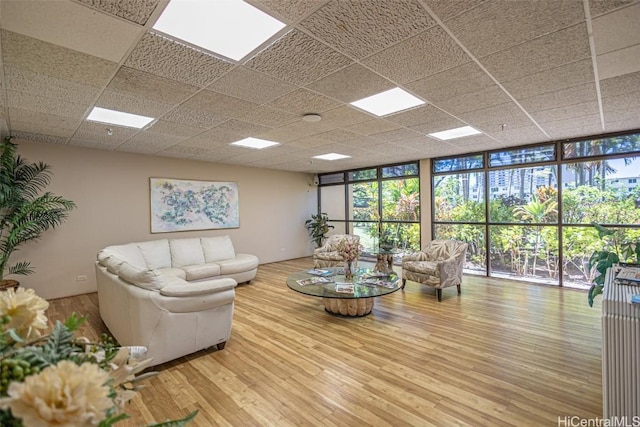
xmin=146 ymin=410 xmax=198 ymax=426
xmin=588 ymin=284 xmax=603 ymax=307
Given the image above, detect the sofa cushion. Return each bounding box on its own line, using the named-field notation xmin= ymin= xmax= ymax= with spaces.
xmin=160 ymin=278 xmax=237 ymax=297
xmin=169 ymin=238 xmax=205 ymax=267
xmin=105 ymin=244 xmax=147 ymax=268
xmin=118 ymin=262 xmax=165 ymax=290
xmin=182 ymin=263 xmax=221 ymax=281
xmin=217 ymin=254 xmax=259 ymax=275
xmin=201 ymin=236 xmax=236 ymax=262
xmin=157 ymin=267 xmax=187 ymax=281
xmin=138 ymin=239 xmax=171 ymax=269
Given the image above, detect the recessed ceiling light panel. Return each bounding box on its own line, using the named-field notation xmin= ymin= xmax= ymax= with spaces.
xmin=350 ymin=87 xmax=425 ymax=116
xmin=429 ymin=126 xmax=482 ymax=141
xmin=152 ymin=0 xmax=286 ymax=61
xmin=313 ymin=153 xmax=351 ymax=161
xmin=86 ymin=107 xmax=154 ymax=129
xmin=231 ymin=137 xmax=280 ymax=149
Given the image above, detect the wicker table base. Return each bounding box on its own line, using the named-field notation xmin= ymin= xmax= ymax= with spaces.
xmin=323 ymin=297 xmax=374 ymax=317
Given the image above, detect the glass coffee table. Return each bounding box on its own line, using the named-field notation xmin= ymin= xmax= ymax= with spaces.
xmin=286 ymin=269 xmax=400 ymax=317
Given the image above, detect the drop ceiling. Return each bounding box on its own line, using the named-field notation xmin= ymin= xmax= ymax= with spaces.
xmin=1 ymin=0 xmax=639 ymax=174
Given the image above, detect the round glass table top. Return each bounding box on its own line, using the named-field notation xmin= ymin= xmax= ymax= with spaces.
xmin=286 ymin=269 xmax=400 ymax=299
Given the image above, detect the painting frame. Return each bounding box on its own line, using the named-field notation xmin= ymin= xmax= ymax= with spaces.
xmin=150 ymin=178 xmax=239 ymax=233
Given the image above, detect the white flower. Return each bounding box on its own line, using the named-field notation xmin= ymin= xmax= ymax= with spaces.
xmin=0 ymin=287 xmax=49 ymax=340
xmin=0 ymin=360 xmax=113 ymax=427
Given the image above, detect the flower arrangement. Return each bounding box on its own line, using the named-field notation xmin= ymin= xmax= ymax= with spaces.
xmin=0 ymin=287 xmax=196 ymax=426
xmin=337 ymin=239 xmax=362 ymax=263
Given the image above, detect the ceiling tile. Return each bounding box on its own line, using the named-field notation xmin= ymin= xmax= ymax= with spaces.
xmin=245 ymin=29 xmax=352 ymax=85
xmin=316 ymin=129 xmax=363 ymax=142
xmin=446 ymin=0 xmax=584 ymax=58
xmin=107 ymin=67 xmax=199 ymax=105
xmin=370 ymin=127 xmax=424 ymax=142
xmin=207 ymin=66 xmax=296 ymax=104
xmin=600 ymin=71 xmax=640 ymax=99
xmin=485 ymin=125 xmax=550 ymax=145
xmin=589 ymin=0 xmax=639 ymax=17
xmin=72 ymin=121 xmax=138 ymax=144
xmin=480 ymin=24 xmax=591 ymax=82
xmin=7 ymin=90 xmax=89 ymax=119
xmin=145 ymin=120 xmax=207 ymax=138
xmin=408 ymin=115 xmax=467 ymax=135
xmin=445 ymin=134 xmax=501 ymax=149
xmin=251 ymin=0 xmax=327 ymax=23
xmin=434 ymin=85 xmax=512 ymax=116
xmin=116 ymin=137 xmax=179 ymax=154
xmin=597 ymin=44 xmax=640 ymax=80
xmin=97 ymin=89 xmax=172 ymax=118
xmin=306 ymin=64 xmax=394 ymax=103
xmin=423 ymin=0 xmax=486 ymax=22
xmin=239 ymin=106 xmax=299 ymax=127
xmin=605 ymin=116 xmax=640 ymax=133
xmin=76 ymin=0 xmax=160 ymax=25
xmin=156 ymin=145 xmax=210 ymax=158
xmin=300 ymin=0 xmax=435 ymax=59
xmin=123 ymin=130 xmax=185 ymax=146
xmin=502 ymin=59 xmax=595 ymax=99
xmin=161 ymin=106 xmax=228 ymax=129
xmin=1 ymin=30 xmax=117 ymax=86
xmin=266 ymin=89 xmax=340 ymax=115
xmin=602 ymin=92 xmax=640 ymax=118
xmin=458 ymin=102 xmax=534 ymax=133
xmin=519 ymin=83 xmax=598 ymax=112
xmin=316 ymin=105 xmax=372 ymax=128
xmin=68 ymin=138 xmax=121 ymax=149
xmin=9 ymin=107 xmax=80 ymax=136
xmin=11 ymin=131 xmax=67 ymax=145
xmin=4 ymin=66 xmax=101 ymax=105
xmin=343 ymin=119 xmax=401 ymax=136
xmin=211 ymin=119 xmax=273 ymax=137
xmin=256 ymin=120 xmax=331 ymax=142
xmin=180 ymin=90 xmax=259 ymax=119
xmin=532 ymin=101 xmax=600 ymax=124
xmin=385 ymin=104 xmax=457 ymax=127
xmin=542 ymin=115 xmax=604 ymax=139
xmin=181 ymin=128 xmax=250 ymax=148
xmin=288 ymin=134 xmax=336 ymax=148
xmin=362 ymin=26 xmax=470 ymax=84
xmin=592 ymin=2 xmax=640 ymax=54
xmin=125 ymin=32 xmax=235 ymax=87
xmin=1 ymin=0 xmax=143 ymax=62
xmin=404 ymin=62 xmax=494 ymax=103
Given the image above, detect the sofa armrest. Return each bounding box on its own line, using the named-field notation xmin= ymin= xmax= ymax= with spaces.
xmin=160 ymin=278 xmax=237 ymax=297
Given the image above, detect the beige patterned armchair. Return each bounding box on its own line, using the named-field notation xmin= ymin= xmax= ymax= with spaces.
xmin=313 ymin=234 xmax=360 ymax=268
xmin=402 ymin=240 xmax=468 ymax=301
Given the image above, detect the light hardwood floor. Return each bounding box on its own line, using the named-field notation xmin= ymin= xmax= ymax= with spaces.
xmin=47 ymin=257 xmax=603 ymax=426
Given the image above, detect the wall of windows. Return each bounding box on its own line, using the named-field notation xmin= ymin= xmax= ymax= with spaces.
xmin=432 ymin=130 xmax=640 ymax=289
xmin=318 ymin=162 xmax=421 ymax=260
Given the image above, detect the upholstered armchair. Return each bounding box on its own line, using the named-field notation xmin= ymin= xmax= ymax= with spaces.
xmin=402 ymin=240 xmax=468 ymax=301
xmin=313 ymin=234 xmax=360 ymax=268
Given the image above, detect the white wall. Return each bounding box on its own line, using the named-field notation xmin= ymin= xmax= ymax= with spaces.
xmin=12 ymin=141 xmax=317 ymax=300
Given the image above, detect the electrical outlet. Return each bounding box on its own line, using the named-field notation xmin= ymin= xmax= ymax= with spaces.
xmin=76 ymin=275 xmax=87 ymax=281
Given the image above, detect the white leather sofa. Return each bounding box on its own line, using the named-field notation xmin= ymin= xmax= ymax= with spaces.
xmin=94 ymin=235 xmax=259 ymax=366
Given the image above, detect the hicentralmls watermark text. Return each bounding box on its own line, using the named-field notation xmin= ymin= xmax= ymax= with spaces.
xmin=558 ymin=416 xmax=640 ymax=427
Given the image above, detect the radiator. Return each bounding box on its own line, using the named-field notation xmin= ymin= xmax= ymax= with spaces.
xmin=602 ymin=268 xmax=640 ymax=421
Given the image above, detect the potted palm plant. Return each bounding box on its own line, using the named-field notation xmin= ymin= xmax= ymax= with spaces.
xmin=304 ymin=212 xmax=334 ymax=247
xmin=0 ymin=136 xmax=76 ymax=289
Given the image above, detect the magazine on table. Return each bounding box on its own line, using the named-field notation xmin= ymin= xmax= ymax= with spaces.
xmin=306 ymin=269 xmax=334 ymax=276
xmin=296 ymin=276 xmax=333 ymax=286
xmin=362 ymin=271 xmax=390 ymax=279
xmin=335 ymin=283 xmax=354 ymax=293
xmin=615 ymin=266 xmax=640 ymax=285
xmin=361 ymin=278 xmax=397 ymax=288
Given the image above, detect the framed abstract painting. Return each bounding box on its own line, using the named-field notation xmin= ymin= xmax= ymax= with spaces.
xmin=150 ymin=178 xmax=239 ymax=233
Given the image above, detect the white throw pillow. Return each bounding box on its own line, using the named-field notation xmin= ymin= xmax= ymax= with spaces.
xmin=138 ymin=239 xmax=171 ymax=269
xmin=201 ymin=235 xmax=236 ymax=262
xmin=169 ymin=238 xmax=205 ymax=267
